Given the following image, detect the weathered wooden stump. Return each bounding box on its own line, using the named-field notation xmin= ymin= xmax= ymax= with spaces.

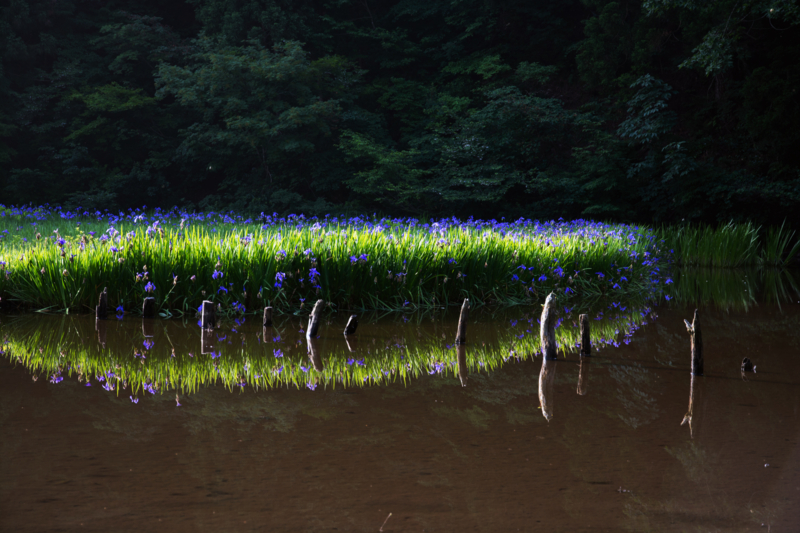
xmin=540 ymin=292 xmax=557 ymax=360
xmin=741 ymin=357 xmax=754 ymax=373
xmin=455 ymin=299 xmax=469 ymax=345
xmin=263 ymin=306 xmax=273 ymax=327
xmin=457 ymin=344 xmax=468 ymax=387
xmin=96 ymin=288 xmax=108 ymax=319
xmin=344 ymin=315 xmax=359 ymax=336
xmin=579 ymin=313 xmax=591 ymax=357
xmin=306 ymin=299 xmax=325 ymax=338
xmin=308 ymin=337 xmax=324 ymax=372
xmin=539 ymin=358 xmax=557 ymax=421
xmin=684 ymin=309 xmax=703 ymax=375
xmin=142 ymin=297 xmax=155 ymax=318
xmin=201 ymin=300 xmax=215 ymax=329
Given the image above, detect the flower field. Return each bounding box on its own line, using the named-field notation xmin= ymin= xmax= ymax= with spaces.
xmin=0 ymin=205 xmax=670 ymax=315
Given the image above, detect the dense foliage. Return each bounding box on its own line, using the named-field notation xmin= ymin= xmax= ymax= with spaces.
xmin=2 ymin=0 xmax=799 ymax=223
xmin=0 ymin=205 xmax=668 ymax=312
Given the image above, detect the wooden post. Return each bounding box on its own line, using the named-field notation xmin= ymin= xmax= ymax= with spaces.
xmin=455 ymin=298 xmax=469 ymax=345
xmin=577 ymin=358 xmax=587 ymax=396
xmin=456 ymin=344 xmax=468 ymax=387
xmin=741 ymin=357 xmax=754 ymax=373
xmin=579 ymin=313 xmax=591 ymax=357
xmin=540 ymin=292 xmax=557 ymax=360
xmin=306 ymin=299 xmax=325 ymax=338
xmin=201 ymin=300 xmax=215 ymax=329
xmin=96 ymin=287 xmax=108 ymax=319
xmin=308 ymin=337 xmax=324 ymax=372
xmin=142 ymin=297 xmax=155 ymax=318
xmin=539 ymin=359 xmax=556 ymax=421
xmin=263 ymin=306 xmax=273 ymax=327
xmin=344 ymin=315 xmax=359 ymax=336
xmin=684 ymin=309 xmax=703 ymax=375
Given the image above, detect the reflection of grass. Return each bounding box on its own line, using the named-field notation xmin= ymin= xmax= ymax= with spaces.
xmin=1 ymin=300 xmax=652 ymax=397
xmin=669 ymin=268 xmax=800 ymax=312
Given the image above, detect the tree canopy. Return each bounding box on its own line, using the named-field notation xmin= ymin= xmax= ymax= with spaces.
xmin=2 ymin=0 xmax=799 ymax=223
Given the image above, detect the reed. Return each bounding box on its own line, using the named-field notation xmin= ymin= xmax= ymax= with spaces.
xmin=0 ymin=206 xmax=668 ymax=314
xmin=659 ymin=221 xmax=800 ymax=268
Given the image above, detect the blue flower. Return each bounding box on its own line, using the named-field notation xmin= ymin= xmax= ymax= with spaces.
xmin=212 ymin=269 xmax=224 ymax=280
xmin=218 ymin=286 xmax=228 ymax=294
xmin=144 ymin=281 xmax=156 ymax=293
xmin=273 ymin=348 xmax=284 ymax=358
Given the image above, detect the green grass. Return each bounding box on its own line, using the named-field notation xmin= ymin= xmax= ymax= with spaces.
xmin=659 ymin=221 xmax=800 ymax=268
xmin=0 ymin=212 xmax=665 ymax=314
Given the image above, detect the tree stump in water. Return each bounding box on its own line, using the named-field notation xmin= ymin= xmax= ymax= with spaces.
xmin=263 ymin=306 xmax=273 ymax=327
xmin=684 ymin=309 xmax=703 ymax=375
xmin=344 ymin=315 xmax=359 ymax=336
xmin=579 ymin=313 xmax=591 ymax=357
xmin=96 ymin=288 xmax=108 ymax=319
xmin=741 ymin=357 xmax=755 ymax=373
xmin=201 ymin=300 xmax=215 ymax=329
xmin=142 ymin=297 xmax=155 ymax=318
xmin=455 ymin=299 xmax=469 ymax=345
xmin=307 ymin=300 xmax=325 ymax=338
xmin=540 ymin=292 xmax=557 ymax=360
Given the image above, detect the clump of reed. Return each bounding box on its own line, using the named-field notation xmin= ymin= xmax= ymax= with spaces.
xmin=0 ymin=206 xmax=668 ymax=314
xmin=660 ymin=221 xmax=800 ymax=268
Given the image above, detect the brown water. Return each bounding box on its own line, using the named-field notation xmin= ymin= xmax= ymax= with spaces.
xmin=1 ymin=303 xmax=800 ymax=532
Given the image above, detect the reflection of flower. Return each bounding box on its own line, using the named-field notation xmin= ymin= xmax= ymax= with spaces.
xmin=273 ymin=348 xmax=283 ymax=358
xmin=307 ymin=383 xmax=317 ymax=391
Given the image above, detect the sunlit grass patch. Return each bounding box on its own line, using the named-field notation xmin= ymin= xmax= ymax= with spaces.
xmin=0 ymin=206 xmax=669 ymax=314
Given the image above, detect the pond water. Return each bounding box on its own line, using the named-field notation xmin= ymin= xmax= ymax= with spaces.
xmin=1 ymin=273 xmax=799 ymax=531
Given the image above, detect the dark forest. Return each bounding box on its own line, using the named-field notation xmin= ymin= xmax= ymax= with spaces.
xmin=2 ymin=0 xmax=799 ymax=223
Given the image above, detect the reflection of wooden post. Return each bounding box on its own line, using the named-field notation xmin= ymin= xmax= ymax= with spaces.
xmin=457 ymin=344 xmax=468 ymax=387
xmin=684 ymin=309 xmax=703 ymax=375
xmin=681 ymin=373 xmax=703 ymax=439
xmin=307 ymin=299 xmax=324 ymax=338
xmin=263 ymin=306 xmax=273 ymax=327
xmin=579 ymin=314 xmax=590 ymax=356
xmin=539 ymin=359 xmax=556 ymax=421
xmin=308 ymin=337 xmax=324 ymax=371
xmin=96 ymin=288 xmax=108 ymax=319
xmin=142 ymin=297 xmax=155 ymax=318
xmin=577 ymin=358 xmax=588 ymax=396
xmin=344 ymin=315 xmax=359 ymax=336
xmin=455 ymin=299 xmax=469 ymax=345
xmin=201 ymin=300 xmax=215 ymax=329
xmin=344 ymin=335 xmax=358 ymax=353
xmin=96 ymin=318 xmax=107 ymax=349
xmin=142 ymin=319 xmax=155 ymax=338
xmin=540 ymin=292 xmax=557 ymax=360
xmin=201 ymin=328 xmax=215 ymax=354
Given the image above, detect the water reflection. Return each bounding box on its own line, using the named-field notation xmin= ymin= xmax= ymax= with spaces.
xmin=538 ymin=359 xmax=556 ymax=421
xmin=577 ymin=357 xmax=588 ymax=396
xmin=670 ymin=267 xmax=799 ymax=311
xmin=681 ymin=373 xmax=703 ymax=439
xmin=0 ymin=299 xmax=652 ymax=397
